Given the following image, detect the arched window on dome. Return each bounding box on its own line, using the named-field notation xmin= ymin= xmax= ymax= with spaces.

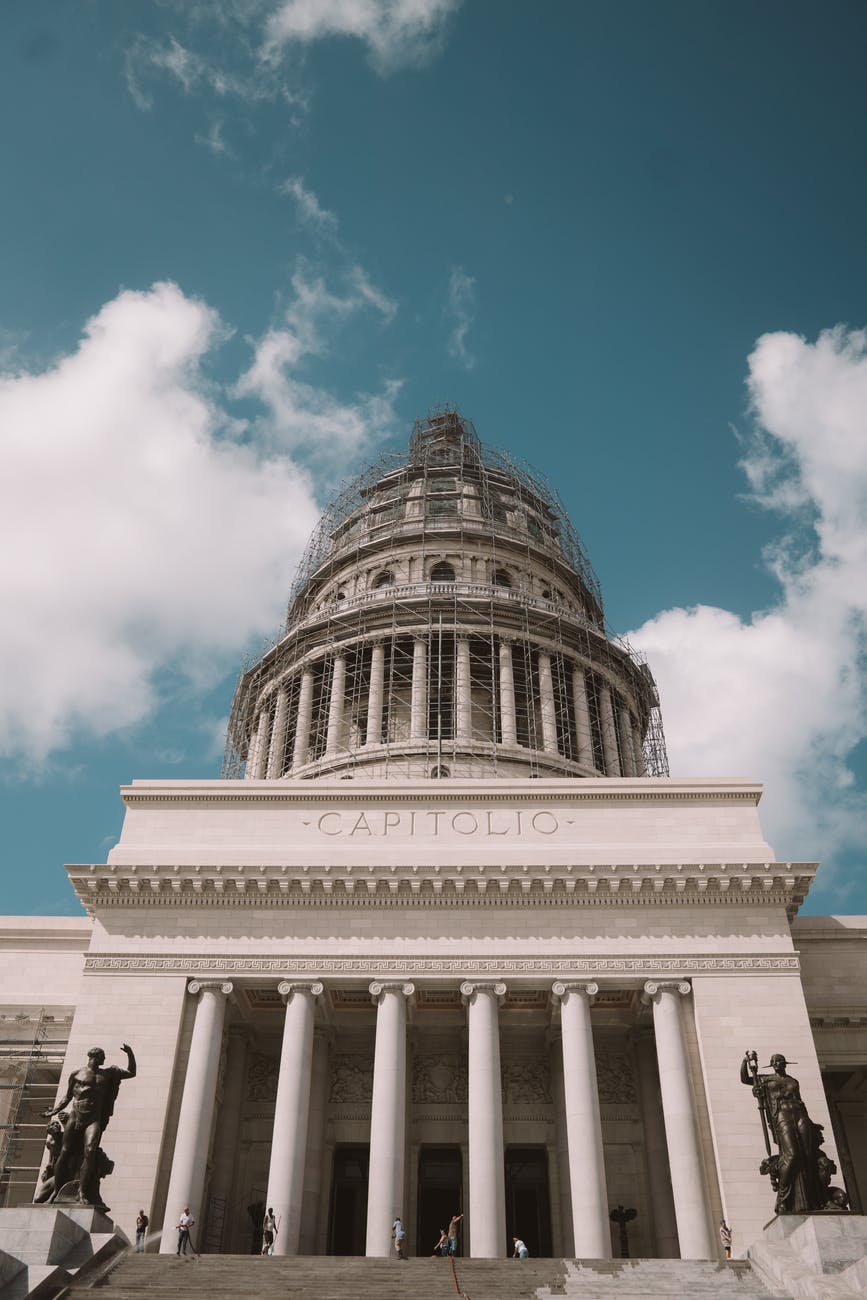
xmin=430 ymin=562 xmax=456 ymax=583
xmin=430 ymin=765 xmax=451 ymax=779
xmin=372 ymin=570 xmax=395 ymax=589
xmin=492 ymin=568 xmax=511 ymax=588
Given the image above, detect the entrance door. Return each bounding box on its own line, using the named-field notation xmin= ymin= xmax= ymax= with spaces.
xmin=328 ymin=1145 xmax=369 ymax=1255
xmin=416 ymin=1146 xmax=462 ymax=1256
xmin=504 ymin=1146 xmax=552 ymax=1257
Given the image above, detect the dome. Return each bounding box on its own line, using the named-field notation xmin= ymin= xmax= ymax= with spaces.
xmin=223 ymin=409 xmax=668 ymax=780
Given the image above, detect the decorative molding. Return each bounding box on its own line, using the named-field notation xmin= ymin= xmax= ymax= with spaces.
xmin=643 ymin=979 xmax=692 ymax=1003
xmin=501 ymin=1057 xmax=552 ymax=1105
xmin=83 ymin=953 xmax=802 ymax=977
xmin=188 ymin=979 xmax=233 ymax=996
xmin=67 ymin=860 xmax=817 ymax=919
xmin=552 ymin=980 xmax=599 ymax=1000
xmin=461 ymin=980 xmax=507 ymax=1003
xmin=277 ymin=979 xmax=324 ymax=1000
xmin=412 ymin=1055 xmax=467 ymax=1104
xmin=369 ymin=980 xmax=415 ymax=1001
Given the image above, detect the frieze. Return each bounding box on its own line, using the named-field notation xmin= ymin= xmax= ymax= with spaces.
xmin=82 ymin=953 xmax=802 ymax=976
xmin=412 ymin=1055 xmax=468 ymax=1104
xmin=246 ymin=1052 xmax=279 ymax=1102
xmin=595 ymin=1052 xmax=638 ymax=1106
xmin=329 ymin=1055 xmax=373 ymax=1103
xmin=501 ymin=1058 xmax=552 ymax=1105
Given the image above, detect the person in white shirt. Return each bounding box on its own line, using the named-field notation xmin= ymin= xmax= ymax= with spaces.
xmin=262 ymin=1207 xmax=277 ymax=1255
xmin=176 ymin=1206 xmax=195 ymax=1256
xmin=513 ymin=1236 xmax=529 ymax=1259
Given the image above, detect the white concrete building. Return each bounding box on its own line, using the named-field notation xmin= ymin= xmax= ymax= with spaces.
xmin=1 ymin=411 xmax=865 ymax=1262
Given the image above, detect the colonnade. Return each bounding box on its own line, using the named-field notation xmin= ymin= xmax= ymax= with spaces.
xmin=245 ymin=636 xmax=646 ymax=779
xmin=159 ymin=979 xmax=715 ymax=1260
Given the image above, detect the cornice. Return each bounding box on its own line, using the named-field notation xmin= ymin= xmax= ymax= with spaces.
xmin=66 ymin=860 xmax=816 ymax=918
xmin=82 ymin=952 xmax=802 ymax=977
xmin=116 ymin=779 xmax=763 ymax=808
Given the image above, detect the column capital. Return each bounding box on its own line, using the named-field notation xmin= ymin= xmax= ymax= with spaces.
xmin=642 ymin=979 xmax=691 ymax=1004
xmin=187 ymin=979 xmax=233 ymax=997
xmin=278 ymin=979 xmax=324 ymax=1000
xmin=552 ymin=980 xmax=599 ymax=1002
xmin=369 ymin=980 xmax=415 ymax=1002
xmin=460 ymin=980 xmax=507 ymax=1004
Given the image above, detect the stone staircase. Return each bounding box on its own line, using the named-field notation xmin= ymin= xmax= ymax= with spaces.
xmin=61 ymin=1254 xmax=786 ymax=1300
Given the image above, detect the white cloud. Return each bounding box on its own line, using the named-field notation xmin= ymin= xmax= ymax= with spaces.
xmin=235 ymin=265 xmax=400 ymax=462
xmin=0 ymin=283 xmax=329 ymax=765
xmin=125 ymin=30 xmax=307 ymax=114
xmin=280 ymin=176 xmax=339 ymax=233
xmin=629 ymin=326 xmax=867 ymax=881
xmin=195 ymin=118 xmax=236 ymax=158
xmin=445 ymin=265 xmax=476 ymax=370
xmin=263 ymin=0 xmax=462 ymax=73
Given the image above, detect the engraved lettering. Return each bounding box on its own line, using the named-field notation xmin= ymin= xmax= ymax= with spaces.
xmin=318 ymin=812 xmax=342 ymax=836
xmin=426 ymin=811 xmax=445 ymax=834
xmin=486 ymin=811 xmax=509 ymax=836
xmin=384 ymin=812 xmax=401 ymax=835
xmin=452 ymin=812 xmax=478 ymax=835
xmin=349 ymin=813 xmax=373 ymax=836
xmin=531 ymin=811 xmax=558 ymax=835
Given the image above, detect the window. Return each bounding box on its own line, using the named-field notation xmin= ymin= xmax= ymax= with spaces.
xmin=430 ymin=562 xmax=456 ymax=582
xmin=430 ymin=765 xmax=451 ymax=779
xmin=492 ymin=569 xmax=511 ymax=588
xmin=372 ymin=570 xmax=394 ymax=589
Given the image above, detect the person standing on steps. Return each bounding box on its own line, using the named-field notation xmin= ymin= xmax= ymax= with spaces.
xmin=392 ymin=1215 xmax=407 ymax=1259
xmin=176 ymin=1206 xmax=195 ymax=1256
xmin=719 ymin=1219 xmax=733 ymax=1259
xmin=432 ymin=1227 xmax=448 ymax=1256
xmin=262 ymin=1207 xmax=277 ymax=1255
xmin=447 ymin=1213 xmax=463 ymax=1256
xmin=135 ymin=1209 xmax=148 ymax=1253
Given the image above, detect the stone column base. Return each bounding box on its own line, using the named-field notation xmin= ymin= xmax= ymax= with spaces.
xmin=0 ymin=1204 xmax=128 ymax=1299
xmin=749 ymin=1213 xmax=867 ymax=1298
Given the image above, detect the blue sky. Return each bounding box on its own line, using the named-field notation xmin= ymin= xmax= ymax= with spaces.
xmin=2 ymin=0 xmax=866 ymax=916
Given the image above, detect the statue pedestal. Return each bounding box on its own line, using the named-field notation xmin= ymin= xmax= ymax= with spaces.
xmin=0 ymin=1205 xmax=128 ymax=1300
xmin=749 ymin=1214 xmax=867 ymax=1298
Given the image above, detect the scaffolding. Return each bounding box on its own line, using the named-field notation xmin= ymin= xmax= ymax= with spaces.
xmin=223 ymin=409 xmax=669 ymax=782
xmin=0 ymin=1010 xmax=69 ymax=1207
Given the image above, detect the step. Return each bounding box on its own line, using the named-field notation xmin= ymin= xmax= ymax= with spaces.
xmin=63 ymin=1254 xmax=786 ymax=1300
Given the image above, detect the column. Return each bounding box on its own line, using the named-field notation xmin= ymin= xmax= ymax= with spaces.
xmin=643 ymin=981 xmax=714 ymax=1259
xmin=410 ymin=637 xmax=427 ymax=739
xmin=550 ymin=1042 xmax=575 ymax=1256
xmin=365 ymin=981 xmax=415 ymax=1256
xmin=267 ymin=688 xmax=289 ymax=779
xmin=552 ymin=982 xmax=610 ymax=1258
xmin=160 ymin=981 xmax=233 ymax=1251
xmin=292 ymin=669 xmax=314 ymax=769
xmin=247 ymin=709 xmax=270 ymax=780
xmin=455 ymin=637 xmax=472 ymax=739
xmin=299 ymin=1029 xmax=330 ymax=1254
xmin=460 ymin=981 xmax=507 ymax=1258
xmin=572 ymin=666 xmax=594 ymax=768
xmin=498 ymin=640 xmax=517 ymax=746
xmin=633 ymin=1030 xmax=679 ymax=1257
xmin=365 ymin=642 xmax=385 ymax=746
xmin=325 ymin=654 xmax=346 ymax=757
xmin=537 ymin=651 xmax=558 ymax=754
xmin=598 ymin=684 xmax=621 ymax=776
xmin=618 ymin=708 xmax=636 ymax=777
xmin=632 ymin=722 xmax=647 ymax=775
xmin=206 ymin=1024 xmax=249 ymax=1252
xmin=266 ymin=981 xmax=323 ymax=1255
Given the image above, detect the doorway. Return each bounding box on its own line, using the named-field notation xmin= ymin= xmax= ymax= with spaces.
xmin=504 ymin=1146 xmax=552 ymax=1257
xmin=327 ymin=1145 xmax=369 ymax=1255
xmin=416 ymin=1146 xmax=463 ymax=1256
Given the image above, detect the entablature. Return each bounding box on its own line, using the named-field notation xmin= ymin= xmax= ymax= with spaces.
xmin=67 ymin=858 xmax=817 ymax=918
